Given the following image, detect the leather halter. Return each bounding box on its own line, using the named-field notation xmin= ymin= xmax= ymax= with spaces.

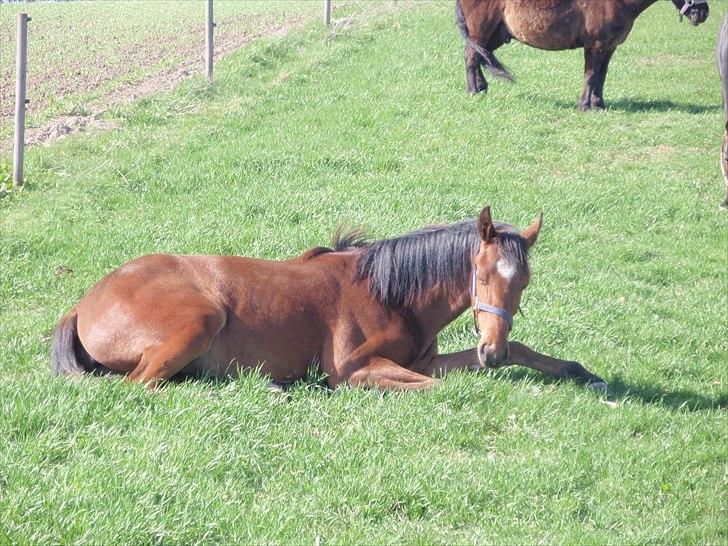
xmin=680 ymin=0 xmax=707 ymax=16
xmin=470 ymin=266 xmax=513 ymax=335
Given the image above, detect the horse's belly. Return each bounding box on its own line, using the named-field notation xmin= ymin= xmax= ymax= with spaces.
xmin=504 ymin=4 xmax=582 ymax=50
xmin=185 ymin=310 xmax=323 ymax=383
xmin=187 ymin=343 xmax=315 ymax=383
xmin=508 ymin=22 xmax=582 ymax=50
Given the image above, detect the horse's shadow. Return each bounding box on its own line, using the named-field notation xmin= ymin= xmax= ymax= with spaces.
xmin=182 ymin=366 xmax=726 ymax=412
xmin=499 ymin=368 xmax=727 ymax=412
xmin=553 ymin=98 xmax=720 ymax=114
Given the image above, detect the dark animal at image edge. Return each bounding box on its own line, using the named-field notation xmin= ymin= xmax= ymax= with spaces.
xmin=51 ymin=208 xmax=607 ymax=392
xmin=456 ymin=0 xmax=709 ymax=110
xmin=717 ymin=12 xmax=728 ymax=209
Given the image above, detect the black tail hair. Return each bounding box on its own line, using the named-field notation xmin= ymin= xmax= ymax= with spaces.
xmin=51 ymin=310 xmax=103 ymax=376
xmin=455 ymin=0 xmax=514 ymax=82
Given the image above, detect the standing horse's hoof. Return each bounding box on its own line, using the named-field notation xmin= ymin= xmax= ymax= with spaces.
xmin=720 ymin=199 xmax=728 ymax=211
xmin=467 ymin=80 xmax=488 ymax=94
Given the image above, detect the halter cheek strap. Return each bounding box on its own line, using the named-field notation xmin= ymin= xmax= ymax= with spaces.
xmin=680 ymin=0 xmax=707 ymax=16
xmin=471 ymin=267 xmax=513 ymax=333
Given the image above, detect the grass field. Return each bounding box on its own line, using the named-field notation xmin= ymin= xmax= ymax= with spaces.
xmin=1 ymin=1 xmax=727 ymax=543
xmin=0 ymin=0 xmax=321 ymax=143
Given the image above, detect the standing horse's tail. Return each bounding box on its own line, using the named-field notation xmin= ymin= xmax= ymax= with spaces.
xmin=455 ymin=0 xmax=514 ymax=82
xmin=51 ymin=309 xmax=99 ymax=376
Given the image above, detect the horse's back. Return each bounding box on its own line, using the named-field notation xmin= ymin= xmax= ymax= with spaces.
xmin=74 ymin=252 xmax=350 ymax=381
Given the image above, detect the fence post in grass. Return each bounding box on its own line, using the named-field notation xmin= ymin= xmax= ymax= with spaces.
xmin=13 ymin=13 xmax=30 ymax=190
xmin=205 ymin=0 xmax=214 ymax=82
xmin=324 ymin=0 xmax=332 ymax=26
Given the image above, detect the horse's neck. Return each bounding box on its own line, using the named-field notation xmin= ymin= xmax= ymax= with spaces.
xmin=621 ymin=0 xmax=660 ymax=16
xmin=409 ymin=280 xmax=471 ymax=339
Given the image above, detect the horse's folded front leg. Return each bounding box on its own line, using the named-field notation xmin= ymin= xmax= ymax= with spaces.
xmin=506 ymin=341 xmax=607 ymax=391
xmin=337 ymin=357 xmax=439 ymax=391
xmin=419 ymin=348 xmax=482 ymax=378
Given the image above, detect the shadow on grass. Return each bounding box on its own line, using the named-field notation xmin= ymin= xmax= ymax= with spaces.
xmin=177 ymin=363 xmax=725 ymax=411
xmin=499 ymin=368 xmax=727 ymax=412
xmin=553 ymin=98 xmax=720 ymax=114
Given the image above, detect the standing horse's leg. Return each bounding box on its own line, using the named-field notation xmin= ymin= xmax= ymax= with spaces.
xmin=721 ymin=126 xmax=728 ymax=209
xmin=579 ymin=49 xmax=612 ymax=111
xmin=589 ymin=49 xmax=615 ymax=110
xmin=465 ymin=27 xmax=511 ymax=94
xmin=341 ymin=357 xmax=438 ymax=391
xmin=127 ymin=309 xmax=225 ymax=388
xmin=506 ymin=341 xmax=607 ymax=389
xmin=466 ymin=45 xmax=487 ymax=93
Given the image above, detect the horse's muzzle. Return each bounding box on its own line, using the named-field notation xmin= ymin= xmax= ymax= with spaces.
xmin=688 ymin=8 xmax=709 ymax=25
xmin=477 ymin=343 xmax=509 ymax=368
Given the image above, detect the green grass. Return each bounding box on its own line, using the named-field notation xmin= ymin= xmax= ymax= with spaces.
xmin=0 ymin=0 xmax=320 ymax=140
xmin=1 ymin=1 xmax=727 ymax=543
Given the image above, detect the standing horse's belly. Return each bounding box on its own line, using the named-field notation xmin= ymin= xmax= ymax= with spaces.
xmin=504 ymin=6 xmax=583 ymax=50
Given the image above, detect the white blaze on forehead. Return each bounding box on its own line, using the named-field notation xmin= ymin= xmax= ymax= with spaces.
xmin=496 ymin=259 xmax=517 ymax=282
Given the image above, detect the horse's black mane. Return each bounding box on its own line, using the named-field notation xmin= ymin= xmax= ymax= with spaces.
xmin=330 ymin=219 xmax=529 ymax=308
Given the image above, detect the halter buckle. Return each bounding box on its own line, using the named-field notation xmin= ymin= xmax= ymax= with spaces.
xmin=680 ymin=0 xmax=706 ymax=16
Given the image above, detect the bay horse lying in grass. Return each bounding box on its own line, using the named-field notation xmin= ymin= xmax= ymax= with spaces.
xmin=455 ymin=0 xmax=709 ymax=110
xmin=52 ymin=207 xmax=607 ymax=391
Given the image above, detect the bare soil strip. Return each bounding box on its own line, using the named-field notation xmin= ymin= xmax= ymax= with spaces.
xmin=0 ymin=14 xmax=307 ymax=153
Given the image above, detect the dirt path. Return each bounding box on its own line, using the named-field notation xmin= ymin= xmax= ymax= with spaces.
xmin=0 ymin=14 xmax=308 ymax=153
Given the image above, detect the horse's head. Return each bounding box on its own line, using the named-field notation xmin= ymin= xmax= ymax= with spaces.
xmin=472 ymin=206 xmax=542 ymax=367
xmin=673 ymin=0 xmax=709 ymax=26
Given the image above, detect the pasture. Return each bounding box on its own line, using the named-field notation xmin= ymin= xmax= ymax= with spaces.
xmin=0 ymin=0 xmax=318 ymax=146
xmin=1 ymin=1 xmax=726 ymax=543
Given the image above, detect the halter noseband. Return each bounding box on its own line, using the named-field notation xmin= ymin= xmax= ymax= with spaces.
xmin=679 ymin=0 xmax=707 ymax=17
xmin=470 ymin=267 xmax=513 ymax=336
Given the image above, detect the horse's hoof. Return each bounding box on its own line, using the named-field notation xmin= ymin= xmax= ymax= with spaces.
xmin=719 ymin=200 xmax=728 ymax=211
xmin=267 ymin=381 xmax=285 ymax=393
xmin=587 ymin=380 xmax=608 ymax=393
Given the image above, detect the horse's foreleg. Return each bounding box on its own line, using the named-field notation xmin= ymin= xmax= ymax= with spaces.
xmin=506 ymin=341 xmax=607 ymax=390
xmin=341 ymin=357 xmax=438 ymax=391
xmin=466 ymin=45 xmax=487 ymax=93
xmin=419 ymin=348 xmax=481 ymax=378
xmin=579 ymin=49 xmax=611 ymax=111
xmin=127 ymin=311 xmax=225 ymax=388
xmin=590 ymin=49 xmax=614 ymax=110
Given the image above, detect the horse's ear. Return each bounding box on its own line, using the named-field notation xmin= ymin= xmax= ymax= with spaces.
xmin=521 ymin=213 xmax=543 ymax=248
xmin=478 ymin=206 xmax=496 ymax=243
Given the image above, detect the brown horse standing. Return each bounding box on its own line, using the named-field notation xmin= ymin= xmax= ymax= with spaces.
xmin=456 ymin=0 xmax=709 ymax=110
xmin=52 ymin=207 xmax=607 ymax=391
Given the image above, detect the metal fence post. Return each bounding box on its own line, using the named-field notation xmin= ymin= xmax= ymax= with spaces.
xmin=324 ymin=0 xmax=332 ymax=26
xmin=205 ymin=0 xmax=214 ymax=82
xmin=13 ymin=13 xmax=30 ymax=189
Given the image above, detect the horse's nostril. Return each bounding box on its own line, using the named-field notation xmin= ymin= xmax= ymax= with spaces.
xmin=477 ymin=344 xmax=488 ymax=363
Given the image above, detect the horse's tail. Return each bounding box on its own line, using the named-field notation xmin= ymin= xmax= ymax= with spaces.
xmin=455 ymin=0 xmax=514 ymax=82
xmin=51 ymin=309 xmax=99 ymax=376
